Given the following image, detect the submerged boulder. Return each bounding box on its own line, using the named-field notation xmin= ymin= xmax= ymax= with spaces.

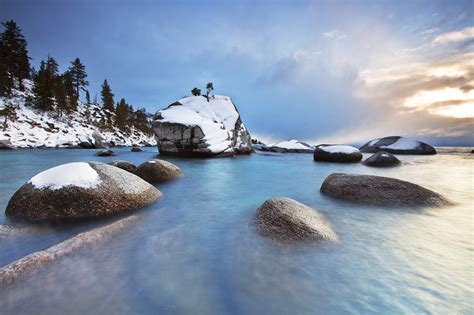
xmin=95 ymin=149 xmax=115 ymax=157
xmin=6 ymin=162 xmax=161 ymax=221
xmin=258 ymin=140 xmax=314 ymax=153
xmin=131 ymin=145 xmax=143 ymax=152
xmin=135 ymin=159 xmax=183 ymax=183
xmin=152 ymin=95 xmax=252 ymax=157
xmin=360 ymin=136 xmax=436 ymax=155
xmin=320 ymin=173 xmax=450 ymax=207
xmin=108 ymin=160 xmax=137 ymax=173
xmin=363 ymin=151 xmax=401 ymax=167
xmin=254 ymin=197 xmax=338 ymax=243
xmin=314 ymin=145 xmax=362 ymax=163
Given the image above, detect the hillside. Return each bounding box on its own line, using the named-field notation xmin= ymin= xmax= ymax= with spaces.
xmin=0 ymin=82 xmax=156 ymax=148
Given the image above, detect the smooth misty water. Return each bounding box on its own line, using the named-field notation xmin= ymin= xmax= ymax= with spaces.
xmin=0 ymin=147 xmax=473 ymax=315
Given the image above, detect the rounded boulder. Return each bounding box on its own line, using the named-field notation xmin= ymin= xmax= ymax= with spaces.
xmin=363 ymin=151 xmax=401 ymax=167
xmin=135 ymin=159 xmax=183 ymax=183
xmin=320 ymin=173 xmax=450 ymax=207
xmin=108 ymin=160 xmax=137 ymax=173
xmin=6 ymin=162 xmax=162 ymax=221
xmin=254 ymin=197 xmax=338 ymax=243
xmin=314 ymin=145 xmax=362 ymax=163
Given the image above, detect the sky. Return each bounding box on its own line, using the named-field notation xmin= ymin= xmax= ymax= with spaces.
xmin=1 ymin=0 xmax=473 ymax=146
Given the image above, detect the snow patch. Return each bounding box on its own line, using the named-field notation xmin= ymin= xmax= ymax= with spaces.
xmin=320 ymin=145 xmax=359 ymax=154
xmin=272 ymin=140 xmax=313 ymax=150
xmin=29 ymin=162 xmax=101 ymax=190
xmin=381 ymin=137 xmax=419 ymax=150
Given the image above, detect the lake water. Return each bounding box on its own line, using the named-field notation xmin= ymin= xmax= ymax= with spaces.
xmin=0 ymin=147 xmax=473 ymax=314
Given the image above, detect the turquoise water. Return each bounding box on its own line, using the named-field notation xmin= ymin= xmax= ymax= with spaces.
xmin=0 ymin=147 xmax=473 ymax=314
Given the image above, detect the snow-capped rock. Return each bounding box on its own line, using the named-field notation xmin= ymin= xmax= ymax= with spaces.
xmin=314 ymin=145 xmax=362 ymax=163
xmin=0 ymin=82 xmax=156 ymax=148
xmin=256 ymin=139 xmax=314 ymax=153
xmin=359 ymin=136 xmax=436 ymax=155
xmin=6 ymin=162 xmax=161 ymax=221
xmin=152 ymin=95 xmax=252 ymax=157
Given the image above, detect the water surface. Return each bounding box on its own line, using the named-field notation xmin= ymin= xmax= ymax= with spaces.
xmin=0 ymin=147 xmax=473 ymax=314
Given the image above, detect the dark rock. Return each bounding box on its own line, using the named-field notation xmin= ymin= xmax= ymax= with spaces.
xmin=254 ymin=197 xmax=338 ymax=243
xmin=95 ymin=149 xmax=115 ymax=157
xmin=135 ymin=159 xmax=183 ymax=183
xmin=5 ymin=162 xmax=161 ymax=221
xmin=0 ymin=139 xmax=16 ymax=150
xmin=320 ymin=173 xmax=451 ymax=207
xmin=131 ymin=145 xmax=143 ymax=152
xmin=363 ymin=151 xmax=401 ymax=167
xmin=359 ymin=136 xmax=436 ymax=155
xmin=108 ymin=160 xmax=137 ymax=173
xmin=314 ymin=145 xmax=362 ymax=163
xmin=471 ymin=150 xmax=474 ymax=154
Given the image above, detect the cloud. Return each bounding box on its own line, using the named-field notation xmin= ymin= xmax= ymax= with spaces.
xmin=322 ymin=30 xmax=346 ymax=40
xmin=432 ymin=26 xmax=474 ymax=45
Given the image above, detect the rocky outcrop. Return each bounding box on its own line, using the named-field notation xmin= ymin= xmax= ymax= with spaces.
xmin=153 ymin=95 xmax=252 ymax=157
xmin=257 ymin=140 xmax=314 ymax=153
xmin=0 ymin=139 xmax=16 ymax=150
xmin=95 ymin=149 xmax=115 ymax=157
xmin=363 ymin=151 xmax=401 ymax=167
xmin=6 ymin=162 xmax=161 ymax=221
xmin=359 ymin=136 xmax=436 ymax=155
xmin=135 ymin=159 xmax=183 ymax=183
xmin=314 ymin=145 xmax=362 ymax=163
xmin=320 ymin=173 xmax=451 ymax=207
xmin=108 ymin=160 xmax=137 ymax=173
xmin=0 ymin=215 xmax=140 ymax=285
xmin=254 ymin=197 xmax=338 ymax=243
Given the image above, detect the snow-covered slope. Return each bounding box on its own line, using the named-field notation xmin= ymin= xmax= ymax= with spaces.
xmin=153 ymin=95 xmax=252 ymax=157
xmin=255 ymin=139 xmax=314 ymax=153
xmin=0 ymin=83 xmax=156 ymax=148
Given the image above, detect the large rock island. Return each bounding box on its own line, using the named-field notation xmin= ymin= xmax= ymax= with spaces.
xmin=360 ymin=136 xmax=436 ymax=155
xmin=152 ymin=95 xmax=252 ymax=157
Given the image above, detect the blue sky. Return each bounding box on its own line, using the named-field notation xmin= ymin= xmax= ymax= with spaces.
xmin=1 ymin=0 xmax=473 ymax=145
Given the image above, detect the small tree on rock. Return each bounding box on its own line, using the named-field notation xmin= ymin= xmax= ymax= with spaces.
xmin=191 ymin=87 xmax=201 ymax=96
xmin=206 ymin=82 xmax=213 ymax=102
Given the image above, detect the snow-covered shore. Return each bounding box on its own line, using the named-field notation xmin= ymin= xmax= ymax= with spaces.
xmin=0 ymin=84 xmax=156 ymax=148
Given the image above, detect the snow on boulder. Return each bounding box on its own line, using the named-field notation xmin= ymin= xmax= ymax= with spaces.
xmin=314 ymin=145 xmax=362 ymax=163
xmin=6 ymin=162 xmax=161 ymax=221
xmin=359 ymin=136 xmax=436 ymax=155
xmin=320 ymin=173 xmax=451 ymax=207
xmin=254 ymin=197 xmax=338 ymax=243
xmin=257 ymin=139 xmax=314 ymax=153
xmin=153 ymin=95 xmax=252 ymax=157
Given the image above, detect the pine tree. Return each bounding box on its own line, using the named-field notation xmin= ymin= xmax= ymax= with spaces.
xmin=133 ymin=108 xmax=151 ymax=134
xmin=62 ymin=70 xmax=77 ymax=112
xmin=191 ymin=87 xmax=201 ymax=96
xmin=101 ymin=79 xmax=115 ymax=112
xmin=0 ymin=20 xmax=30 ymax=96
xmin=206 ymin=82 xmax=214 ymax=102
xmin=54 ymin=74 xmax=67 ymax=117
xmin=115 ymin=98 xmax=128 ymax=130
xmin=68 ymin=57 xmax=88 ymax=99
xmin=0 ymin=99 xmax=17 ymax=131
xmin=85 ymin=90 xmax=91 ymax=104
xmin=32 ymin=55 xmax=58 ymax=111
